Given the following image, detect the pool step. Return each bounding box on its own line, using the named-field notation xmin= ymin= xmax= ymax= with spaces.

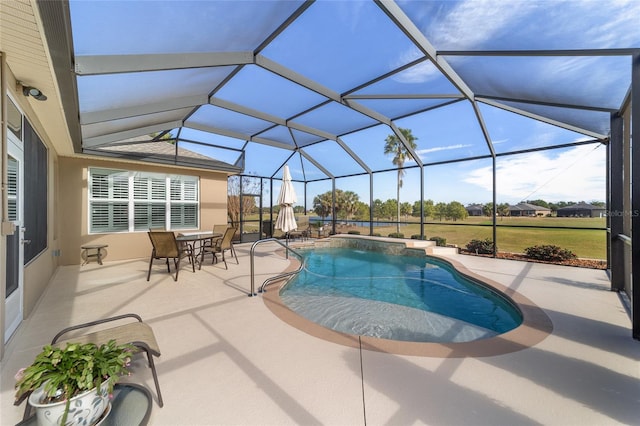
xmin=280 ymin=294 xmax=499 ymax=343
xmin=425 ymin=246 xmax=459 ymax=255
xmin=406 ymin=240 xmax=436 ymax=248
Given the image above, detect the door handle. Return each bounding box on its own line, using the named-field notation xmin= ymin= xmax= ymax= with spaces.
xmin=21 ymin=239 xmax=31 ymax=245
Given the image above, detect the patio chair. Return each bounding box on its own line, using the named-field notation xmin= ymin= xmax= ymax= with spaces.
xmin=51 ymin=314 xmax=164 ymax=408
xmin=147 ymin=230 xmax=194 ymax=281
xmin=15 ymin=314 xmax=164 ymax=414
xmin=200 ymin=226 xmax=238 ymax=269
xmin=299 ymin=226 xmax=311 ymax=241
xmin=213 ymin=224 xmax=229 ymax=235
xmin=198 ymin=225 xmax=226 ymax=266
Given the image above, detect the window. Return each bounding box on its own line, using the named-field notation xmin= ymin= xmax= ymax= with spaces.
xmin=89 ymin=168 xmax=199 ymax=233
xmin=24 ymin=120 xmax=48 ymax=263
xmin=7 ymin=157 xmax=17 ymax=221
xmin=6 ymin=96 xmax=22 ymax=141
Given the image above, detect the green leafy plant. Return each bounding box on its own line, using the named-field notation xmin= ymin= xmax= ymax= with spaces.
xmin=466 ymin=238 xmax=496 ymax=254
xmin=347 ymin=230 xmax=360 ymax=235
xmin=410 ymin=234 xmax=427 ymax=240
xmin=429 ymin=236 xmax=447 ymax=247
xmin=15 ymin=340 xmax=134 ymax=424
xmin=388 ymin=232 xmax=404 ymax=238
xmin=524 ymin=245 xmax=576 ymax=262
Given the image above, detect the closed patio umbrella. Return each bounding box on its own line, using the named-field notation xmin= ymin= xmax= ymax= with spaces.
xmin=275 ymin=165 xmax=297 ymax=235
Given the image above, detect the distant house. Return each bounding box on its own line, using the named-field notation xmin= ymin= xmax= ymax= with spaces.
xmin=466 ymin=204 xmax=484 ymax=216
xmin=508 ymin=202 xmax=551 ymax=217
xmin=556 ymin=202 xmax=606 ymax=218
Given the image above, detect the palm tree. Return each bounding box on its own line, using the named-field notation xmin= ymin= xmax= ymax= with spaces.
xmin=341 ymin=191 xmax=359 ymax=220
xmin=384 ymin=128 xmax=418 ymax=233
xmin=312 ymin=191 xmax=333 ymax=219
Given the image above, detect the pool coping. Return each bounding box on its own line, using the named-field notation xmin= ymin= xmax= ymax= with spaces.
xmin=262 ymin=239 xmax=553 ymax=358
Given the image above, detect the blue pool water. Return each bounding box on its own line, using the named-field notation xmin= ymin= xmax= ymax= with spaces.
xmin=280 ymin=248 xmax=522 ymax=343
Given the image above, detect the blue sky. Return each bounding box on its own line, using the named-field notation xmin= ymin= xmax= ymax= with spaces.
xmin=69 ymin=0 xmax=637 ymax=209
xmin=256 ymin=140 xmax=607 ymax=211
xmin=171 ymin=0 xmax=632 ymax=208
xmin=321 ymin=143 xmax=604 ymax=206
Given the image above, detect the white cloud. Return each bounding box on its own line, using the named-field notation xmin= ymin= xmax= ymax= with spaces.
xmin=464 ymin=144 xmax=606 ymax=203
xmin=417 ymin=143 xmax=472 ymax=156
xmin=392 ymin=0 xmax=639 ymax=87
xmin=392 ymin=1 xmax=534 ymax=82
xmin=431 ymin=0 xmax=536 ymax=49
xmin=392 ymin=59 xmax=441 ymax=84
xmin=429 ymin=0 xmax=640 ymax=50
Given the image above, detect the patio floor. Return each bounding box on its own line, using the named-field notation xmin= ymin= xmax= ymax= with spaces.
xmin=1 ymin=241 xmax=638 ymax=425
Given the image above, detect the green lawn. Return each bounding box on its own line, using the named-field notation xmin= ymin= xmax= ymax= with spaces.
xmin=240 ymin=215 xmax=608 ymax=260
xmin=360 ymin=217 xmax=606 ymax=260
xmin=439 ymin=216 xmax=606 ymax=228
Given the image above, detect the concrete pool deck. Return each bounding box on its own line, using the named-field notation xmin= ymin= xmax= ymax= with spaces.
xmin=1 ymin=240 xmax=638 ymax=425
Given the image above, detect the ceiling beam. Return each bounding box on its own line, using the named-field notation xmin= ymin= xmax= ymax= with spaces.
xmin=439 ymin=48 xmax=640 ymax=57
xmin=209 ymin=97 xmax=287 ymax=126
xmin=36 ymin=0 xmax=83 ymax=153
xmin=251 ymin=136 xmax=297 ymax=150
xmin=286 ymin=121 xmax=335 ymax=142
xmin=336 ymin=137 xmax=372 ymax=174
xmin=479 ymin=98 xmax=608 ymax=139
xmin=389 ymin=121 xmax=424 ymax=167
xmin=256 ymin=54 xmax=341 ymax=102
xmin=476 ymin=94 xmax=618 ymax=113
xmin=344 ymin=94 xmax=464 ymax=100
xmin=185 ymin=122 xmax=295 ymax=150
xmin=208 ymin=94 xmax=341 ymax=143
xmin=258 ymin=55 xmax=394 ymax=134
xmin=299 ymin=148 xmax=334 ymax=179
xmin=81 ymin=94 xmax=207 ymax=124
xmin=471 ymin=101 xmax=496 ymax=157
xmin=75 ymin=51 xmax=254 ymax=75
xmin=375 ymin=0 xmax=475 ymax=101
xmin=341 ymin=98 xmax=391 ymax=126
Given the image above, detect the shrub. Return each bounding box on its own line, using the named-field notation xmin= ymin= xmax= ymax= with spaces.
xmin=466 ymin=238 xmax=495 ymax=254
xmin=429 ymin=236 xmax=447 ymax=247
xmin=524 ymin=245 xmax=576 ymax=262
xmin=347 ymin=230 xmax=360 ymax=235
xmin=372 ymin=233 xmax=381 ymax=237
xmin=388 ymin=232 xmax=404 ymax=238
xmin=411 ymin=234 xmax=427 ymax=240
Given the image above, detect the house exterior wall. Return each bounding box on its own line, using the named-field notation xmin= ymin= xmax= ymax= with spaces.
xmin=1 ymin=66 xmax=60 ymax=355
xmin=1 ymin=60 xmax=230 ymax=359
xmin=57 ymin=156 xmax=229 ymax=266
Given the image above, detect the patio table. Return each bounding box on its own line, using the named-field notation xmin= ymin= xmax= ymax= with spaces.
xmin=176 ymin=232 xmax=222 ymax=268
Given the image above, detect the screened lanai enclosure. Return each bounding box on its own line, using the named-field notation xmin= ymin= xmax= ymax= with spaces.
xmin=33 ymin=0 xmax=639 ymax=339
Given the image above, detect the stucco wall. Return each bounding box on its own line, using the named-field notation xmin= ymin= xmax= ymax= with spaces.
xmin=58 ymin=156 xmax=229 ymax=265
xmin=2 ymin=70 xmax=60 ymax=340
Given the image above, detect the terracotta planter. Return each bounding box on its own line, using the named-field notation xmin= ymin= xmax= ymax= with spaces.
xmin=28 ymin=385 xmax=109 ymax=426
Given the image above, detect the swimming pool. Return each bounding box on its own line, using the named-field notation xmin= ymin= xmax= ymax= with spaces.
xmin=279 ymin=247 xmax=523 ymax=343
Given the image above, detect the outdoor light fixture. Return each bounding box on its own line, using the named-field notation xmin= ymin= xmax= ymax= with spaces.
xmin=21 ymin=84 xmax=47 ymax=101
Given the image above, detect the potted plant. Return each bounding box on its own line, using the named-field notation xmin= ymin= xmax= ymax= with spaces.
xmin=14 ymin=339 xmax=135 ymax=426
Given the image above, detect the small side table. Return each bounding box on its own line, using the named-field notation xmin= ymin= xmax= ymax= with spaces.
xmin=81 ymin=244 xmax=108 ymax=265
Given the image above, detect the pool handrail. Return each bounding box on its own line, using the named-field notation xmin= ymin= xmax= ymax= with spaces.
xmin=249 ymin=238 xmax=305 ymax=297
